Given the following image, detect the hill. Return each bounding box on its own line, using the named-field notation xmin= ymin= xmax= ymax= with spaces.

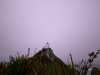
xmin=0 ymin=43 xmax=79 ymax=75
xmin=27 ymin=46 xmax=79 ymax=75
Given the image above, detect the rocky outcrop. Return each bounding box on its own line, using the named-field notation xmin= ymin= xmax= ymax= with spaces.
xmin=33 ymin=43 xmax=56 ymax=61
xmin=91 ymin=67 xmax=100 ymax=75
xmin=41 ymin=47 xmax=56 ymax=61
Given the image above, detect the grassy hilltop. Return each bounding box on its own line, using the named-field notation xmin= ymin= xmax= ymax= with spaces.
xmin=0 ymin=44 xmax=100 ymax=75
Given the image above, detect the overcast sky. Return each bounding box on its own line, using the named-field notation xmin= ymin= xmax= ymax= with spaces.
xmin=0 ymin=0 xmax=100 ymax=68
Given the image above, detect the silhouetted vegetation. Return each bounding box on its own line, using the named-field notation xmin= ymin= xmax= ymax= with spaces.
xmin=0 ymin=47 xmax=100 ymax=75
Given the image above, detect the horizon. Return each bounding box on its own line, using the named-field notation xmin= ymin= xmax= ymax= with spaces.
xmin=1 ymin=45 xmax=100 ymax=70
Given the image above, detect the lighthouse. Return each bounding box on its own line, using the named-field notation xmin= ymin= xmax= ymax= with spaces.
xmin=46 ymin=42 xmax=49 ymax=48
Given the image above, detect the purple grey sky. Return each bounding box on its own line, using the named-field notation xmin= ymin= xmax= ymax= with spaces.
xmin=0 ymin=0 xmax=100 ymax=67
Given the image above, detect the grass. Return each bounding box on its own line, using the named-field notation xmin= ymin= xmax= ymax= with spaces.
xmin=0 ymin=48 xmax=100 ymax=75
